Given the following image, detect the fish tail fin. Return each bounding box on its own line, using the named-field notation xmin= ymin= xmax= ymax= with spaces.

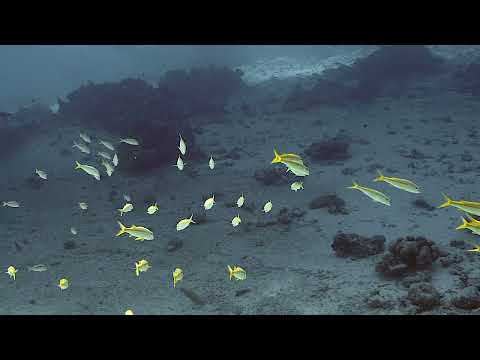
xmin=74 ymin=161 xmax=82 ymax=170
xmin=135 ymin=264 xmax=140 ymax=277
xmin=271 ymin=149 xmax=282 ymax=164
xmin=227 ymin=265 xmax=233 ymax=280
xmin=347 ymin=181 xmax=359 ymax=189
xmin=456 ymin=217 xmax=469 ymax=230
xmin=116 ymin=221 xmax=126 ymax=236
xmin=438 ymin=193 xmax=452 ymax=208
xmin=374 ymin=169 xmax=384 ymax=182
xmin=190 ymin=214 xmax=196 ymax=224
xmin=2 ymin=202 xmax=6 ymax=207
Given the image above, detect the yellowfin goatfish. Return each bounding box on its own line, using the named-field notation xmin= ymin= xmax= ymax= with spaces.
xmin=438 ymin=194 xmax=480 ymax=216
xmin=35 ymin=169 xmax=48 ymax=180
xmin=227 ymin=265 xmax=246 ymax=281
xmin=176 ymin=214 xmax=195 ymax=231
xmin=98 ymin=151 xmax=112 ymax=160
xmin=272 ymin=149 xmax=310 ymax=177
xmin=75 ymin=161 xmax=100 ymax=181
xmin=178 ymin=134 xmax=186 ymax=156
xmin=6 ymin=266 xmax=17 ymax=280
xmin=347 ymin=181 xmax=391 ymax=206
xmin=99 ymin=140 xmax=115 ymax=151
xmin=101 ymin=160 xmax=114 ymax=177
xmin=3 ymin=201 xmax=20 ymax=208
xmin=116 ymin=221 xmax=154 ymax=241
xmin=134 ymin=260 xmax=151 ymax=277
xmin=125 ymin=309 xmax=134 ymax=315
xmin=456 ymin=215 xmax=480 ymax=236
xmin=72 ymin=141 xmax=91 ymax=154
xmin=373 ymin=170 xmax=420 ymax=194
xmin=79 ymin=133 xmax=91 ymax=143
xmin=120 ymin=138 xmax=140 ymax=146
xmin=173 ymin=268 xmax=184 ymax=288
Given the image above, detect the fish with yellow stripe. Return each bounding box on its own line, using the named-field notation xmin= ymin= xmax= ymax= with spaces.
xmin=456 ymin=214 xmax=480 ymax=236
xmin=373 ymin=170 xmax=421 ymax=194
xmin=271 ymin=149 xmax=309 ymax=177
xmin=347 ymin=181 xmax=391 ymax=206
xmin=438 ymin=194 xmax=480 ymax=216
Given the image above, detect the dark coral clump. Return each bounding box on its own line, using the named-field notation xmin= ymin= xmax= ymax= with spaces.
xmin=254 ymin=167 xmax=292 ymax=186
xmin=309 ymin=194 xmax=349 ymax=215
xmin=332 ymin=232 xmax=385 ymax=259
xmin=305 ymin=138 xmax=351 ymax=164
xmin=376 ymin=236 xmax=441 ymax=277
xmin=283 ymin=45 xmax=444 ymax=110
xmin=58 ymin=66 xmax=245 ymax=173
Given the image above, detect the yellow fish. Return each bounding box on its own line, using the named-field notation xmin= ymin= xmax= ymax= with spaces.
xmin=176 ymin=214 xmax=195 ymax=231
xmin=120 ymin=138 xmax=140 ymax=146
xmin=227 ymin=265 xmax=246 ymax=281
xmin=173 ymin=268 xmax=184 ymax=288
xmin=438 ymin=194 xmax=480 ymax=216
xmin=79 ymin=133 xmax=91 ymax=143
xmin=58 ymin=278 xmax=69 ymax=290
xmin=174 ymin=156 xmax=185 ymax=171
xmin=79 ymin=202 xmax=88 ymax=210
xmin=134 ymin=260 xmax=151 ymax=277
xmin=178 ymin=134 xmax=187 ymax=155
xmin=231 ymin=214 xmax=242 ymax=227
xmin=99 ymin=139 xmax=115 ymax=151
xmin=291 ymin=181 xmax=304 ymax=192
xmin=373 ymin=170 xmax=420 ymax=194
xmin=113 ymin=153 xmax=119 ymax=167
xmin=35 ymin=169 xmax=48 ymax=180
xmin=98 ymin=151 xmax=112 ymax=160
xmin=263 ymin=201 xmax=273 ymax=213
xmin=116 ymin=221 xmax=154 ymax=241
xmin=237 ymin=194 xmax=245 ymax=208
xmin=347 ymin=181 xmax=391 ymax=206
xmin=73 ymin=141 xmax=91 ymax=154
xmin=466 ymin=239 xmax=480 ymax=253
xmin=272 ymin=149 xmax=310 ymax=177
xmin=118 ymin=203 xmax=133 ymax=216
xmin=75 ymin=161 xmax=101 ymax=181
xmin=3 ymin=201 xmax=20 ymax=208
xmin=28 ymin=264 xmax=48 ymax=272
xmin=6 ymin=266 xmax=17 ymax=280
xmin=456 ymin=215 xmax=480 ymax=235
xmin=271 ymin=149 xmax=305 ymax=165
xmin=204 ymin=195 xmax=215 ymax=210
xmin=147 ymin=203 xmax=159 ymax=215
xmin=125 ymin=309 xmax=134 ymax=315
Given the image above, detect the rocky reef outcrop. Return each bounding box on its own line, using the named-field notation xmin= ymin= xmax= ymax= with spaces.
xmin=57 ymin=66 xmax=245 ymax=173
xmin=332 ymin=232 xmax=385 ymax=259
xmin=283 ymin=45 xmax=444 ymax=111
xmin=376 ymin=236 xmax=441 ymax=277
